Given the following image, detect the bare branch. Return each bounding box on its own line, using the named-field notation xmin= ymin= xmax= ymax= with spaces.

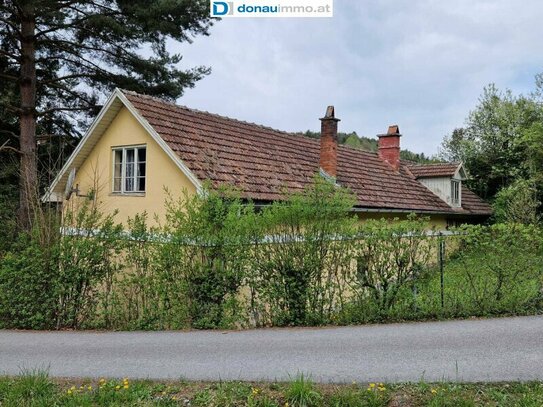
xmin=0 ymin=16 xmax=21 ymax=35
xmin=0 ymin=129 xmax=19 ymax=139
xmin=0 ymin=72 xmax=18 ymax=81
xmin=39 ymin=38 xmax=135 ymax=65
xmin=0 ymin=140 xmax=22 ymax=155
xmin=2 ymin=104 xmax=23 ymax=114
xmin=0 ymin=48 xmax=20 ymax=61
xmin=42 ymin=81 xmax=96 ymax=107
xmin=40 ymin=73 xmax=95 ymax=85
xmin=35 ymin=14 xmax=97 ymax=38
xmin=37 ymin=106 xmax=90 ymax=116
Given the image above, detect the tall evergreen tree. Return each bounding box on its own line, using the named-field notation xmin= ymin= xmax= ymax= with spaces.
xmin=0 ymin=0 xmax=213 ymax=230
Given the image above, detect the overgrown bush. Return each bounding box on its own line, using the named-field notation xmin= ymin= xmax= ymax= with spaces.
xmin=104 ymin=212 xmax=167 ymax=330
xmin=160 ymin=186 xmax=256 ymax=329
xmin=247 ymin=178 xmax=357 ymax=326
xmin=0 ymin=199 xmax=123 ymax=329
xmin=0 ymin=227 xmax=60 ymax=329
xmin=339 ymin=215 xmax=434 ymax=323
xmin=58 ymin=199 xmax=123 ymax=329
xmin=448 ymin=223 xmax=543 ymax=315
xmin=1 ymin=178 xmax=543 ymax=331
xmin=493 ymin=179 xmax=540 ymax=224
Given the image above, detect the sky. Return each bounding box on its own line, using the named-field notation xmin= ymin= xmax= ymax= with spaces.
xmin=173 ymin=0 xmax=543 ymax=156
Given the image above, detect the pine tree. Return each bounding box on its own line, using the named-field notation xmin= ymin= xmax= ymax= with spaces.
xmin=0 ymin=0 xmax=214 ymax=230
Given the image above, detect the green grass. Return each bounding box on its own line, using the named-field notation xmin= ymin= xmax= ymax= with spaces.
xmin=1 ymin=372 xmax=543 ymax=406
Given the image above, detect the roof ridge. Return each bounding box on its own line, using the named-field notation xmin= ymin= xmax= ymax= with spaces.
xmin=407 ymin=161 xmax=459 ymax=167
xmin=338 ymin=143 xmax=380 ymax=157
xmin=121 ymin=88 xmax=298 ymax=138
xmin=121 ymin=89 xmax=390 ymax=160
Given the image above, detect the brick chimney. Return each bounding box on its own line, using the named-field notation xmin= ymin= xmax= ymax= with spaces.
xmin=320 ymin=106 xmax=340 ymax=177
xmin=378 ymin=125 xmax=401 ymax=171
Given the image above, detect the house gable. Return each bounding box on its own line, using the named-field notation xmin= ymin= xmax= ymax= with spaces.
xmin=44 ymin=89 xmax=203 ymax=224
xmin=44 ymin=88 xmax=203 ymax=203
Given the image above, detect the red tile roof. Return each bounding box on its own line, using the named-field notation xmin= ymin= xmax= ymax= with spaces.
xmin=407 ymin=163 xmax=461 ymax=178
xmin=123 ymin=91 xmax=492 ymax=216
xmin=460 ymin=186 xmax=493 ymax=215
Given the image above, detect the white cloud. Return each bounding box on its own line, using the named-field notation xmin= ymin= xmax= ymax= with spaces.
xmin=174 ymin=0 xmax=543 ymax=155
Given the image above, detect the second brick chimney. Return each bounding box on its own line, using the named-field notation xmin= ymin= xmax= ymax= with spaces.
xmin=378 ymin=125 xmax=401 ymax=171
xmin=320 ymin=106 xmax=340 ymax=177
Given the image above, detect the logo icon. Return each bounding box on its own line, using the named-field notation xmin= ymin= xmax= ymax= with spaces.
xmin=211 ymin=1 xmax=234 ymax=16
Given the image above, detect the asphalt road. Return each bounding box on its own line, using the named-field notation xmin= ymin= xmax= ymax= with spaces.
xmin=1 ymin=316 xmax=542 ymax=383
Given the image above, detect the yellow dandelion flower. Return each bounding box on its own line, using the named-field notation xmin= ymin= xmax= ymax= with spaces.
xmin=67 ymin=389 xmax=72 ymax=395
xmin=115 ymin=385 xmax=121 ymax=390
xmin=378 ymin=386 xmax=385 ymax=392
xmin=284 ymin=403 xmax=289 ymax=407
xmin=124 ymin=384 xmax=129 ymax=389
xmin=369 ymin=383 xmax=375 ymax=388
xmin=70 ymin=385 xmax=76 ymax=390
xmin=431 ymin=388 xmax=437 ymax=394
xmin=99 ymin=378 xmax=106 ymax=384
xmin=87 ymin=385 xmax=92 ymax=391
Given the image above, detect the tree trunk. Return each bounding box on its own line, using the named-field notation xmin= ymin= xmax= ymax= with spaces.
xmin=18 ymin=8 xmax=38 ymax=231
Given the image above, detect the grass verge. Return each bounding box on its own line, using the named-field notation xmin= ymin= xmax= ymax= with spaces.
xmin=1 ymin=371 xmax=543 ymax=406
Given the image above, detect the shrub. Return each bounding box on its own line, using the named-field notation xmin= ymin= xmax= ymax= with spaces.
xmin=493 ymin=179 xmax=540 ymax=224
xmin=451 ymin=223 xmax=543 ymax=314
xmin=57 ymin=199 xmax=123 ymax=328
xmin=0 ymin=198 xmax=123 ymax=329
xmin=0 ymin=229 xmax=60 ymax=329
xmin=105 ymin=212 xmax=175 ymax=330
xmin=248 ymin=178 xmax=357 ymax=326
xmin=160 ymin=186 xmax=257 ymax=329
xmin=347 ymin=215 xmax=433 ymax=320
xmin=2 ymin=177 xmax=543 ymax=330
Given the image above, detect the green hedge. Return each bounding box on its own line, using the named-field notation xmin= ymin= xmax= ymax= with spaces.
xmin=1 ymin=178 xmax=542 ymax=330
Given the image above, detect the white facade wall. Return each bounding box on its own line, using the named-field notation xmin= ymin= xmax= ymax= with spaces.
xmin=419 ymin=176 xmax=462 ymax=207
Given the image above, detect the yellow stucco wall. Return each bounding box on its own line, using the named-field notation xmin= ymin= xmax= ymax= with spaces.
xmin=356 ymin=212 xmax=448 ymax=229
xmin=71 ymin=107 xmax=197 ymax=225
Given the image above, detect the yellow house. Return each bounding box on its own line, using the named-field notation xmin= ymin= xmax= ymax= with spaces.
xmin=44 ymin=89 xmax=491 ymax=227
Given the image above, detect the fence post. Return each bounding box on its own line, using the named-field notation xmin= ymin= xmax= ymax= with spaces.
xmin=439 ymin=233 xmax=445 ymax=309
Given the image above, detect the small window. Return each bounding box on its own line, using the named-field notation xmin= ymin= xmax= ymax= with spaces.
xmin=451 ymin=180 xmax=460 ymax=206
xmin=112 ymin=146 xmax=146 ymax=193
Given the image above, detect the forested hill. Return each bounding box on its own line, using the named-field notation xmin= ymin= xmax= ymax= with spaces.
xmin=298 ymin=131 xmax=438 ymax=164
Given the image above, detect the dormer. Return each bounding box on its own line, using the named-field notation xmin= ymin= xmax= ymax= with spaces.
xmin=407 ymin=163 xmax=467 ymax=208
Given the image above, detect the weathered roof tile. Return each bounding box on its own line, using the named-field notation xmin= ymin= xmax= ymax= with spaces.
xmin=123 ymin=90 xmax=492 ymax=216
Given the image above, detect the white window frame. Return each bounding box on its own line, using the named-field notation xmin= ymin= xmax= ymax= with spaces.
xmin=451 ymin=179 xmax=461 ymax=206
xmin=112 ymin=145 xmax=146 ymax=194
